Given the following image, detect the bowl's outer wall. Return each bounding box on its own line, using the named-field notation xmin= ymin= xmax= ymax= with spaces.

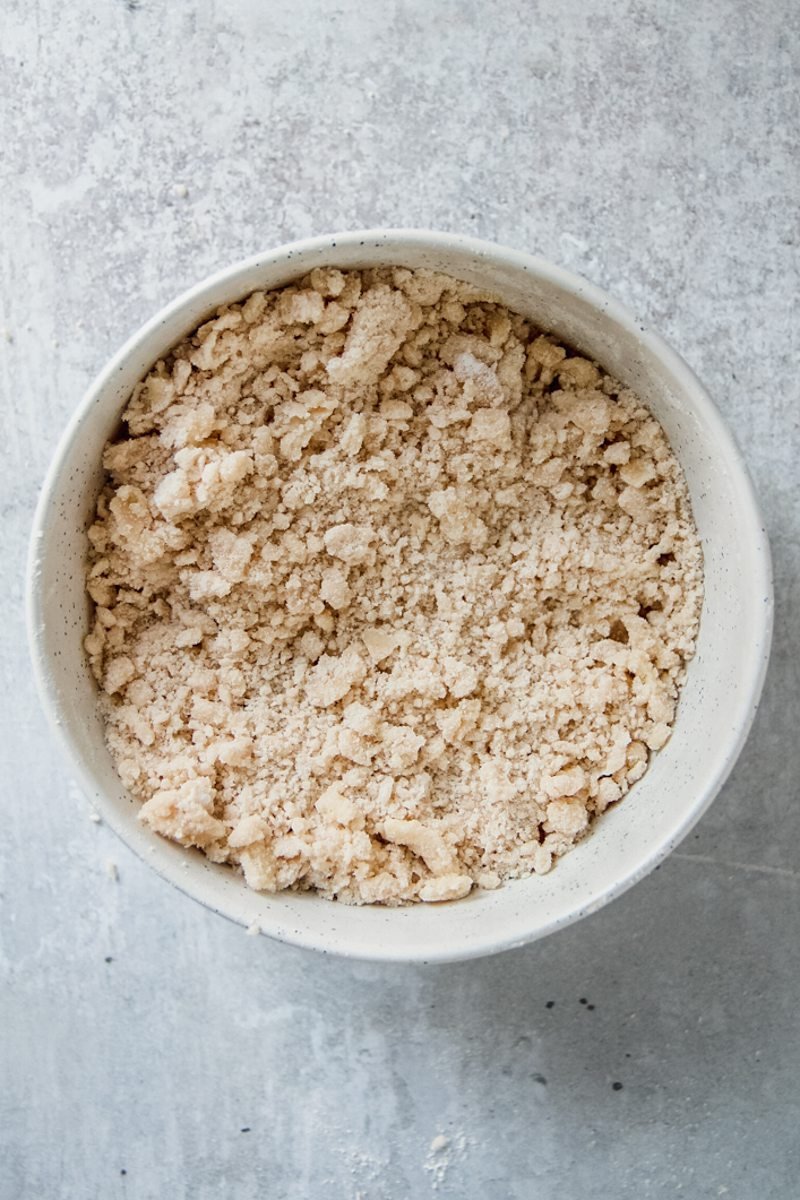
xmin=27 ymin=231 xmax=772 ymax=961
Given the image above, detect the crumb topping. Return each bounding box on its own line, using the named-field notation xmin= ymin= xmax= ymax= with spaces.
xmin=85 ymin=267 xmax=702 ymax=904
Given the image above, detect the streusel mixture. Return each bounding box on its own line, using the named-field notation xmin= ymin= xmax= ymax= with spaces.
xmin=85 ymin=267 xmax=702 ymax=903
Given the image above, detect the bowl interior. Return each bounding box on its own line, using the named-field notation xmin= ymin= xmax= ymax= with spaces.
xmin=28 ymin=232 xmax=772 ymax=961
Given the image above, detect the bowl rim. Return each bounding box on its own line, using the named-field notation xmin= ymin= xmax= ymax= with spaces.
xmin=26 ymin=227 xmax=774 ymax=962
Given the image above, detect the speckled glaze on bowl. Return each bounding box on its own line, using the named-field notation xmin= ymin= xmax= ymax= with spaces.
xmin=26 ymin=230 xmax=773 ymax=963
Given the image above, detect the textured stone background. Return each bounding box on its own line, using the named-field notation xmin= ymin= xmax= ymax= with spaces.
xmin=2 ymin=1 xmax=799 ymax=1197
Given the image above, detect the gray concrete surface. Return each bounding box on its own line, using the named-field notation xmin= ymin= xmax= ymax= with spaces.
xmin=2 ymin=1 xmax=799 ymax=1197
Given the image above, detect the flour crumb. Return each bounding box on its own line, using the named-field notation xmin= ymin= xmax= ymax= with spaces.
xmin=105 ymin=860 xmax=119 ymax=882
xmin=85 ymin=267 xmax=702 ymax=905
xmin=88 ymin=810 xmax=103 ymax=824
xmin=424 ymin=1130 xmax=468 ymax=1189
xmin=246 ymin=920 xmax=261 ymax=937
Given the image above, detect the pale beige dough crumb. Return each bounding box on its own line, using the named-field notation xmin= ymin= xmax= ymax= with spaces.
xmin=84 ymin=266 xmax=703 ymax=905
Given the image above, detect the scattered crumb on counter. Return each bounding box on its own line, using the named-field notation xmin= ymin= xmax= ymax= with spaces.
xmin=424 ymin=1130 xmax=468 ymax=1189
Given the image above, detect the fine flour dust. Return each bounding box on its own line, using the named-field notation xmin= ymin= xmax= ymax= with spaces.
xmin=85 ymin=267 xmax=702 ymax=904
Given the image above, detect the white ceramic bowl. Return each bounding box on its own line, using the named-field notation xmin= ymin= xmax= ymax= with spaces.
xmin=27 ymin=230 xmax=772 ymax=962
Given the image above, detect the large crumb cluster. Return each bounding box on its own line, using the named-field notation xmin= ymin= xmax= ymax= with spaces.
xmin=85 ymin=266 xmax=702 ymax=904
